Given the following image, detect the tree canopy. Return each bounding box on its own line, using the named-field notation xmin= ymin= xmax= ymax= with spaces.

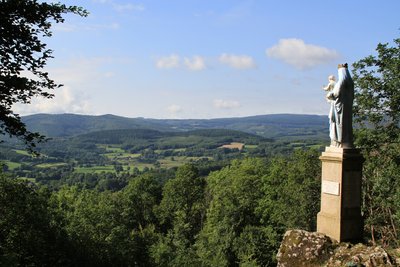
xmin=352 ymin=36 xmax=400 ymax=246
xmin=0 ymin=0 xmax=86 ymax=151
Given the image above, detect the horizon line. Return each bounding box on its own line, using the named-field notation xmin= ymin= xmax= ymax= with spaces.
xmin=22 ymin=112 xmax=328 ymax=121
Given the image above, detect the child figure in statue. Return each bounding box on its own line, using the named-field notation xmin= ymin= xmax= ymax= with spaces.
xmin=323 ymin=75 xmax=336 ymax=101
xmin=323 ymin=75 xmax=337 ymax=146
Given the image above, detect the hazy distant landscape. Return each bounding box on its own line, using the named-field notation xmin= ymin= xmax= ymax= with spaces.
xmin=1 ymin=113 xmax=329 ymax=189
xmin=22 ymin=113 xmax=329 ymax=139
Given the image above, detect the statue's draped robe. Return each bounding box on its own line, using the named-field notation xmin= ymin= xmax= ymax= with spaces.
xmin=328 ymin=67 xmax=354 ymax=148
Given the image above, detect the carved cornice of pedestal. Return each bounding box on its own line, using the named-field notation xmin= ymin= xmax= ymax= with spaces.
xmin=320 ymin=146 xmax=363 ymax=161
xmin=320 ymin=147 xmax=365 ymax=172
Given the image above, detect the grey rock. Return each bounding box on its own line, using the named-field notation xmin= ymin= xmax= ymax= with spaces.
xmin=277 ymin=230 xmax=398 ymax=267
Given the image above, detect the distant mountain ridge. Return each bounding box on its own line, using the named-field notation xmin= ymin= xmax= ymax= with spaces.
xmin=22 ymin=113 xmax=329 ymax=140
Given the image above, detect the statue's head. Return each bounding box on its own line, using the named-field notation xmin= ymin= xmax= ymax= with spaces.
xmin=328 ymin=75 xmax=336 ymax=81
xmin=336 ymin=63 xmax=354 ymax=87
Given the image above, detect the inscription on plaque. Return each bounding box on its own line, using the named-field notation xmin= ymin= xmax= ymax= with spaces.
xmin=322 ymin=180 xmax=340 ymax=196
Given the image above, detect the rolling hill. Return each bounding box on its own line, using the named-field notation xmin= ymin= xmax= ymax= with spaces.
xmin=22 ymin=113 xmax=329 ymax=141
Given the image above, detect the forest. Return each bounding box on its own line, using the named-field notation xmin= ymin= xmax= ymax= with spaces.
xmin=1 ymin=149 xmax=322 ymax=266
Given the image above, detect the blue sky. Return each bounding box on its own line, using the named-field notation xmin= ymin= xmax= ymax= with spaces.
xmin=16 ymin=0 xmax=400 ymax=119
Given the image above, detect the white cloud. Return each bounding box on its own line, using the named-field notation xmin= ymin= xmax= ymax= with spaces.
xmin=213 ymin=99 xmax=241 ymax=109
xmin=14 ymin=87 xmax=91 ymax=115
xmin=13 ymin=56 xmax=124 ymax=115
xmin=167 ymin=104 xmax=183 ymax=113
xmin=219 ymin=53 xmax=256 ymax=69
xmin=184 ymin=56 xmax=206 ymax=71
xmin=266 ymin=38 xmax=340 ymax=70
xmin=166 ymin=104 xmax=183 ymax=118
xmin=156 ymin=54 xmax=180 ymax=69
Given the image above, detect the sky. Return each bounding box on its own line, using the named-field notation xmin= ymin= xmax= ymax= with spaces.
xmin=15 ymin=0 xmax=400 ymax=119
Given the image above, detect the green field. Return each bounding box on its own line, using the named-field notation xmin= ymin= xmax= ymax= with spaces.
xmin=97 ymin=144 xmax=211 ymax=170
xmin=2 ymin=161 xmax=22 ymax=170
xmin=14 ymin=149 xmax=32 ymax=156
xmin=126 ymin=163 xmax=154 ymax=171
xmin=74 ymin=165 xmax=116 ymax=174
xmin=99 ymin=144 xmax=141 ymax=160
xmin=74 ymin=163 xmax=158 ymax=173
xmin=173 ymin=148 xmax=186 ymax=152
xmin=103 ymin=152 xmax=141 ymax=160
xmin=159 ymin=156 xmax=211 ymax=168
xmin=98 ymin=144 xmax=125 ymax=152
xmin=245 ymin=144 xmax=258 ymax=149
xmin=35 ymin=162 xmax=68 ymax=168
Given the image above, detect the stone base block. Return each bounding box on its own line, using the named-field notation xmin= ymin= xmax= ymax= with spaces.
xmin=317 ymin=211 xmax=363 ymax=242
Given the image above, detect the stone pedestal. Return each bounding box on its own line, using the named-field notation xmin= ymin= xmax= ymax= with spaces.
xmin=317 ymin=147 xmax=364 ymax=242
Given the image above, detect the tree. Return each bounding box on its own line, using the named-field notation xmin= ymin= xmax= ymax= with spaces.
xmin=119 ymin=174 xmax=162 ymax=266
xmin=0 ymin=173 xmax=75 ymax=266
xmin=258 ymin=149 xmax=321 ymax=234
xmin=152 ymin=164 xmax=206 ymax=266
xmin=0 ymin=0 xmax=87 ymax=151
xmin=352 ymin=37 xmax=400 ymax=246
xmin=352 ymin=37 xmax=400 ymax=147
xmin=196 ymin=158 xmax=272 ymax=266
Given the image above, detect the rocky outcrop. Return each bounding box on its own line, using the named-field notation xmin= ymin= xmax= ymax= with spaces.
xmin=277 ymin=229 xmax=398 ymax=267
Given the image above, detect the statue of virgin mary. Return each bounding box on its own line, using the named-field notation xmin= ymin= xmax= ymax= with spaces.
xmin=326 ymin=63 xmax=354 ymax=148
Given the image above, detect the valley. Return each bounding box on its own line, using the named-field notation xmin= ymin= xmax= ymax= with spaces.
xmin=0 ymin=113 xmax=329 ymax=190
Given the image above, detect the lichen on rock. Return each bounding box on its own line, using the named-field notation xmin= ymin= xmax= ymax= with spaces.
xmin=277 ymin=230 xmax=398 ymax=267
xmin=277 ymin=229 xmax=338 ymax=267
xmin=326 ymin=243 xmax=395 ymax=267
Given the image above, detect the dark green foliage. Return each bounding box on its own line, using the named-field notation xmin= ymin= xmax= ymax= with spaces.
xmin=0 ymin=150 xmax=324 ymax=266
xmin=78 ymin=129 xmax=166 ymax=144
xmin=49 ymin=176 xmax=162 ymax=266
xmin=257 ymin=150 xmax=321 ymax=234
xmin=352 ymin=38 xmax=400 ymax=135
xmin=75 ymin=128 xmax=266 ymax=148
xmin=0 ymin=0 xmax=87 ymax=151
xmin=196 ymin=158 xmax=269 ymax=266
xmin=122 ymin=173 xmax=163 ymax=229
xmin=352 ymin=37 xmax=400 ymax=246
xmin=152 ymin=165 xmax=206 ymax=266
xmin=197 ymin=151 xmax=321 ymax=266
xmin=0 ymin=174 xmax=75 ymax=266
